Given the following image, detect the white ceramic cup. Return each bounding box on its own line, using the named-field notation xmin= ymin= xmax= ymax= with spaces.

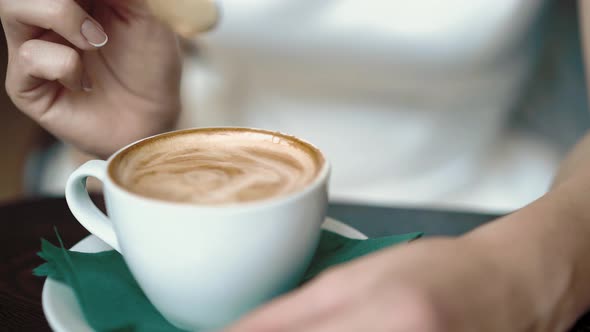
xmin=65 ymin=128 xmax=330 ymax=330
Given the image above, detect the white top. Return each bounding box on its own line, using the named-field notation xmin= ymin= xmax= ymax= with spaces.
xmin=38 ymin=0 xmax=559 ymax=213
xmin=178 ymin=0 xmax=558 ymax=213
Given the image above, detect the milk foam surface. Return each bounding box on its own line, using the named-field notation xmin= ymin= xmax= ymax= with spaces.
xmin=110 ymin=129 xmax=323 ymax=204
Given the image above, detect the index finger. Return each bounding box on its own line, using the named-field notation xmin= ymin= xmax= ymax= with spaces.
xmin=0 ymin=0 xmax=107 ymax=51
xmin=225 ymin=273 xmax=351 ymax=331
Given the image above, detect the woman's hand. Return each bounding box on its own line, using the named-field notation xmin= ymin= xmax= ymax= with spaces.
xmin=1 ymin=0 xmax=182 ymax=158
xmin=227 ymin=237 xmax=541 ymax=332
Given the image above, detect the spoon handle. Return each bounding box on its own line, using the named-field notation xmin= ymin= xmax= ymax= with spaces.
xmin=146 ymin=0 xmax=220 ymax=37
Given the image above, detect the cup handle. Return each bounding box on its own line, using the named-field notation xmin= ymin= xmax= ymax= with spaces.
xmin=65 ymin=160 xmax=121 ymax=252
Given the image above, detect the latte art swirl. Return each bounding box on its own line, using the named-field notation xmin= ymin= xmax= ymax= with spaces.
xmin=110 ymin=129 xmax=324 ymax=204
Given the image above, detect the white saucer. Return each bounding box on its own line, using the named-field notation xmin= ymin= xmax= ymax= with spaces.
xmin=42 ymin=218 xmax=367 ymax=332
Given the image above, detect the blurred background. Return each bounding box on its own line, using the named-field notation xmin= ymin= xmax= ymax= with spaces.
xmin=0 ymin=0 xmax=588 ymax=213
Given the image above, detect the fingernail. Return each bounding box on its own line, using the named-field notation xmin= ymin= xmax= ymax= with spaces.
xmin=82 ymin=74 xmax=93 ymax=92
xmin=81 ymin=19 xmax=108 ymax=47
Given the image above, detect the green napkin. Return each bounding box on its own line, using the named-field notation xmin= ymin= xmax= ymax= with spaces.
xmin=35 ymin=230 xmax=422 ymax=332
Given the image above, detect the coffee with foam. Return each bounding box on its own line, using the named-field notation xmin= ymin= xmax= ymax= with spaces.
xmin=109 ymin=128 xmax=324 ymax=204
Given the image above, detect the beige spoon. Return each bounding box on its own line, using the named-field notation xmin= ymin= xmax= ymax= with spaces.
xmin=146 ymin=0 xmax=220 ymax=37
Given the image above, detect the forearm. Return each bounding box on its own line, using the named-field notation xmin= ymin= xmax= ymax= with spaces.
xmin=464 ymin=133 xmax=590 ymax=331
xmin=457 ymin=3 xmax=590 ymax=329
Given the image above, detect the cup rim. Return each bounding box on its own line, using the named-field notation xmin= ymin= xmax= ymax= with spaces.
xmin=103 ymin=127 xmax=331 ymax=209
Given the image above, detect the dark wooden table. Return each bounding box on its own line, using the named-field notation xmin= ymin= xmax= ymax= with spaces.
xmin=1 ymin=197 xmax=590 ymax=331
